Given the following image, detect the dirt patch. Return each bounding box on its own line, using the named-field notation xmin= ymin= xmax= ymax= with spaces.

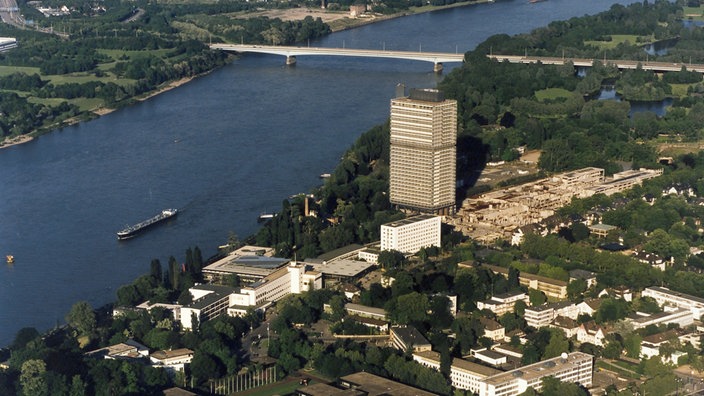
xmin=244 ymin=8 xmax=350 ymax=24
xmin=0 ymin=135 xmax=33 ymax=149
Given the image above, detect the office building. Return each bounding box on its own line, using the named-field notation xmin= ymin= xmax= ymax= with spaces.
xmin=380 ymin=214 xmax=441 ymax=254
xmin=389 ymin=88 xmax=457 ymax=215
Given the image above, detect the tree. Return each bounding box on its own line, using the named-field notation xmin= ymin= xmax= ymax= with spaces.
xmin=190 ymin=352 xmax=223 ymax=385
xmin=65 ymin=301 xmax=96 ymax=338
xmin=543 ymin=331 xmax=570 ymax=359
xmin=328 ymin=294 xmax=347 ymax=322
xmin=567 ymin=279 xmax=588 ymax=300
xmin=20 ymin=359 xmax=47 ymax=396
xmin=390 ymin=292 xmax=429 ymax=324
xmin=529 ymin=289 xmax=547 ymax=306
xmin=378 ymin=250 xmax=406 ymax=270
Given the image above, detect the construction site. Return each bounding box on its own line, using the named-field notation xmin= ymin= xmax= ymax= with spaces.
xmin=449 ymin=167 xmax=663 ymax=244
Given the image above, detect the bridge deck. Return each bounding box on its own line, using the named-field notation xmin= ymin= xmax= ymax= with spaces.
xmin=211 ymin=44 xmax=704 ymax=73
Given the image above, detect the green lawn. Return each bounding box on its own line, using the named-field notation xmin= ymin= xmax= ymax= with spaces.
xmin=670 ymin=83 xmax=696 ymax=98
xmin=585 ymin=34 xmax=650 ymax=50
xmin=0 ymin=65 xmax=41 ymax=76
xmin=683 ymin=6 xmax=704 ymax=21
xmin=534 ymin=88 xmax=572 ymax=102
xmin=97 ymin=48 xmax=173 ymax=61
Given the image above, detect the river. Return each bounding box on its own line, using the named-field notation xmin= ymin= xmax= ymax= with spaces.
xmin=0 ymin=0 xmax=644 ymax=346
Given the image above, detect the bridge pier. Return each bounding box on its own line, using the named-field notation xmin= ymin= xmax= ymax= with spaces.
xmin=286 ymin=55 xmax=297 ymax=66
xmin=434 ymin=62 xmax=443 ymax=73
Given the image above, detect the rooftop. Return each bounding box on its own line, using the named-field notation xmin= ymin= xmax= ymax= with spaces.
xmin=482 ymin=352 xmax=593 ymax=386
xmin=340 ymin=371 xmax=439 ymax=396
xmin=382 ymin=214 xmax=440 ymax=229
xmin=391 ymin=325 xmax=431 ymax=347
xmin=646 ymin=286 xmax=704 ymax=305
xmin=308 ymin=259 xmax=375 ymax=278
xmin=317 ymin=244 xmax=365 ymax=262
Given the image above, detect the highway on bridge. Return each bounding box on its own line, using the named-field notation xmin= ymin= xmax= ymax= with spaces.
xmin=212 ymin=44 xmax=704 ymax=74
xmin=210 ymin=43 xmax=465 ymax=72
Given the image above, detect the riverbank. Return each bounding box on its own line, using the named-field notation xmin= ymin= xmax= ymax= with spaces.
xmin=248 ymin=0 xmax=494 ymax=33
xmin=0 ymin=135 xmax=33 ymax=149
xmin=0 ymin=0 xmax=488 ymax=151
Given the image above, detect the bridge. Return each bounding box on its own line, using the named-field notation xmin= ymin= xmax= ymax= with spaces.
xmin=210 ymin=43 xmax=465 ymax=72
xmin=211 ymin=44 xmax=704 ymax=74
xmin=488 ymin=54 xmax=704 ymax=73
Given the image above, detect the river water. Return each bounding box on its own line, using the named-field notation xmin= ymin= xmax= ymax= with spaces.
xmin=0 ymin=0 xmax=644 ymax=346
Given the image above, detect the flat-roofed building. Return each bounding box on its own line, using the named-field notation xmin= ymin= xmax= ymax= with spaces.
xmin=524 ymin=301 xmax=578 ymax=329
xmin=477 ymin=291 xmax=528 ymax=316
xmin=589 ymin=223 xmax=617 ymax=238
xmin=466 ymin=263 xmax=568 ymax=300
xmin=380 ymin=214 xmax=442 ymax=254
xmin=202 ymin=246 xmax=289 ymax=284
xmin=478 ymin=352 xmax=593 ymax=396
xmin=339 ymin=371 xmax=439 ymax=396
xmin=183 ymin=263 xmax=322 ymax=329
xmin=413 ymin=350 xmax=501 ymax=394
xmin=86 ymin=339 xmax=149 ymax=360
xmin=150 ymin=348 xmax=194 ymax=374
xmin=0 ymin=37 xmax=17 ymax=52
xmin=471 ymin=349 xmax=508 ymax=366
xmin=628 ymin=308 xmax=693 ymax=330
xmin=181 ymin=284 xmax=236 ymax=330
xmin=389 ymin=88 xmax=457 ymax=215
xmin=343 ymin=303 xmax=387 ymax=321
xmin=642 ymin=286 xmax=704 ymax=318
xmin=306 ymin=259 xmax=376 ymax=286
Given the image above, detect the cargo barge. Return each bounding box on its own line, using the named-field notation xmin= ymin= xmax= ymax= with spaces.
xmin=117 ymin=208 xmax=178 ymax=240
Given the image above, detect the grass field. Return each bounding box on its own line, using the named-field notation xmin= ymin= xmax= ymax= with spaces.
xmin=683 ymin=6 xmax=704 ymax=20
xmin=534 ymin=87 xmax=572 ymax=101
xmin=670 ymin=83 xmax=696 ymax=98
xmin=596 ymin=360 xmax=641 ymax=380
xmin=585 ymin=34 xmax=649 ymax=50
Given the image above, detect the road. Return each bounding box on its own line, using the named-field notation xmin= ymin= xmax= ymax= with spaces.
xmin=0 ymin=0 xmax=23 ymax=28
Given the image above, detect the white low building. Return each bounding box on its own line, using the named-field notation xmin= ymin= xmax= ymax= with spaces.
xmin=150 ymin=348 xmax=194 ymax=375
xmin=413 ymin=350 xmax=501 ymax=394
xmin=181 ymin=263 xmax=322 ymax=329
xmin=641 ymin=286 xmax=704 ymax=318
xmin=628 ymin=308 xmax=693 ymax=330
xmin=477 ymin=291 xmax=528 ymax=316
xmin=477 ymin=352 xmax=593 ymax=396
xmin=380 ymin=214 xmax=441 ymax=254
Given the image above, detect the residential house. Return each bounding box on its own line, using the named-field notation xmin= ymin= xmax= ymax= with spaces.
xmin=550 ymin=316 xmax=580 ymax=338
xmin=480 ymin=317 xmax=506 ymax=341
xmin=569 ymin=269 xmax=597 ymax=289
xmin=576 ymin=321 xmax=606 ymax=347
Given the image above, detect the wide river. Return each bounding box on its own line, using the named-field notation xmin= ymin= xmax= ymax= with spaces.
xmin=0 ymin=0 xmax=643 ymax=346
